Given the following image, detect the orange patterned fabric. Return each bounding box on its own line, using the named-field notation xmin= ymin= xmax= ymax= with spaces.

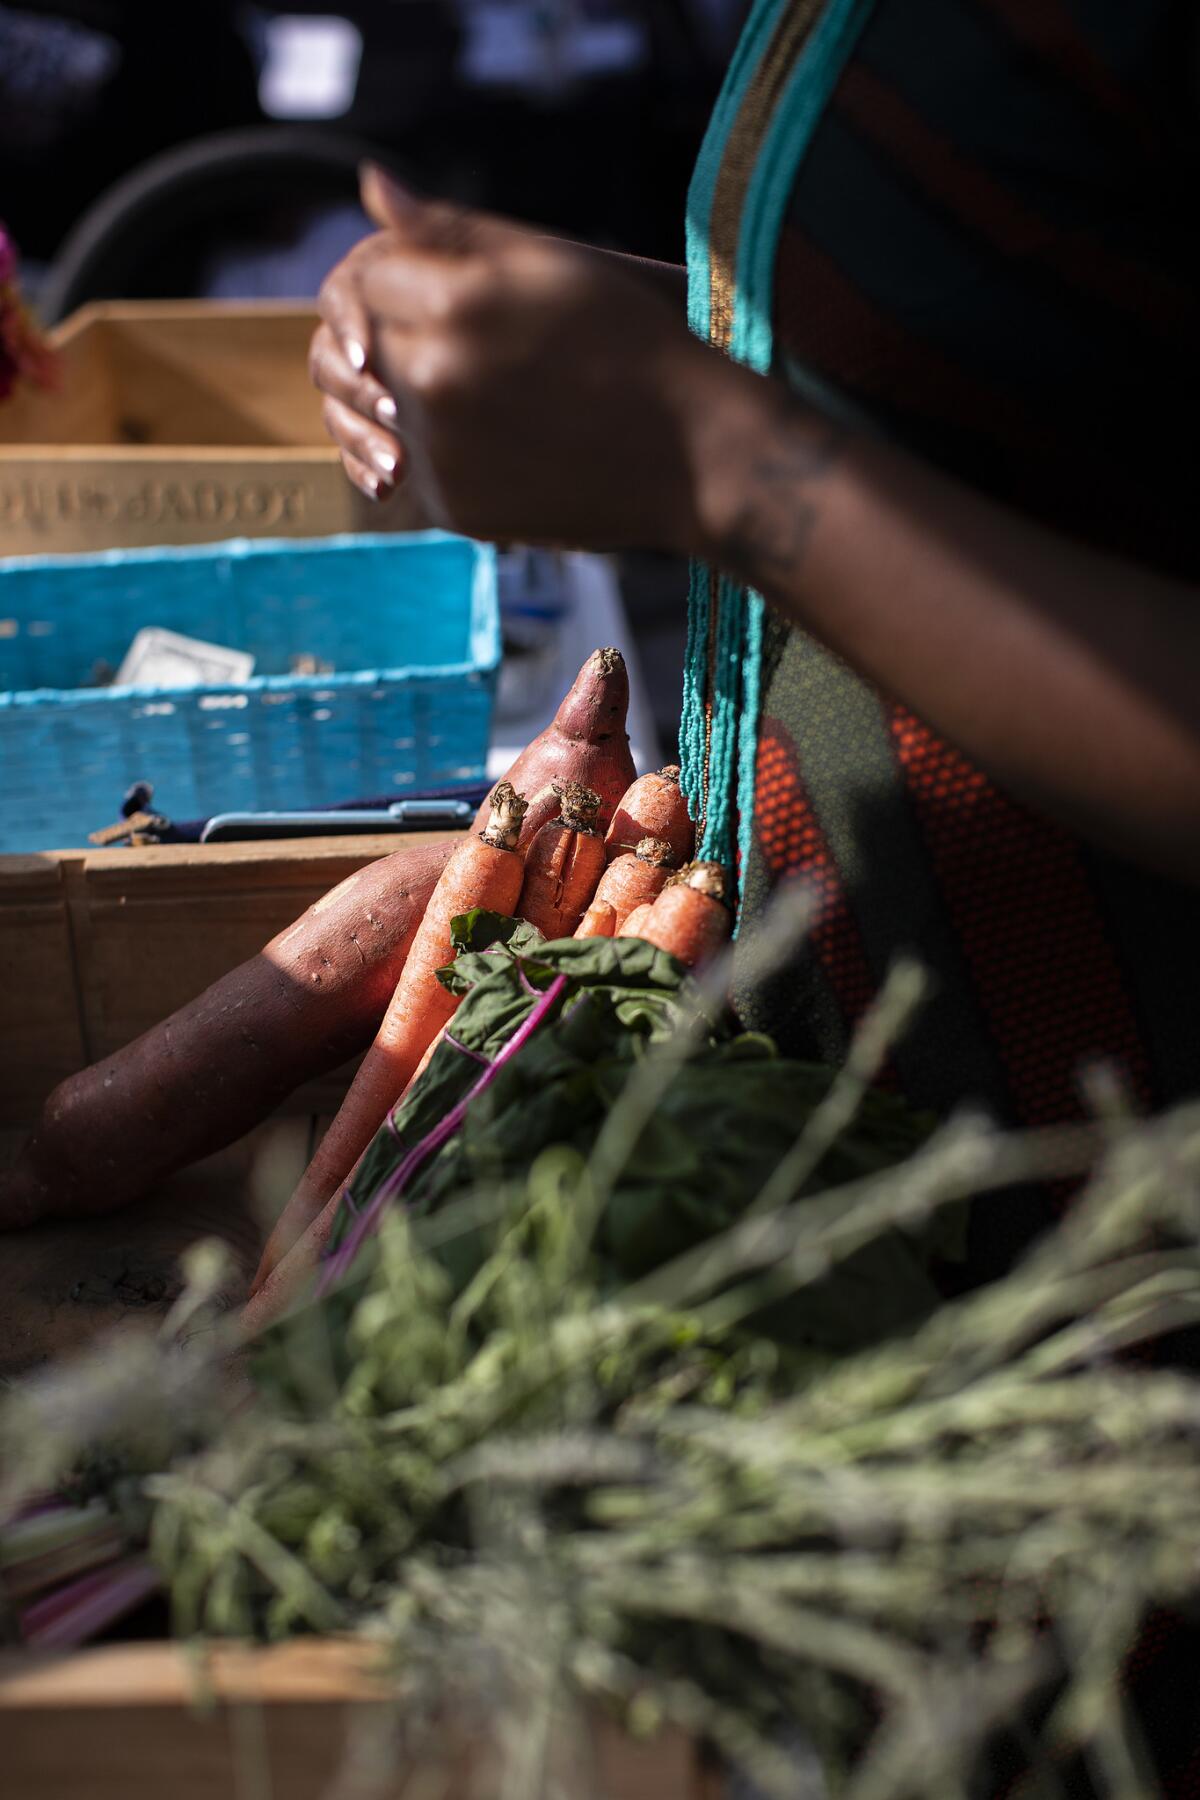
xmin=888 ymin=705 xmax=1155 ymax=1131
xmin=754 ymin=718 xmax=876 ymax=1033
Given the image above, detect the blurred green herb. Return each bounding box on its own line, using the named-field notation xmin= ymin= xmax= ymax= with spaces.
xmin=3 ymin=914 xmax=1199 ymax=1800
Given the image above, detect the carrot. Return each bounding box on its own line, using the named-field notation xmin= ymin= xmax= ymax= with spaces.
xmin=0 ymin=836 xmax=457 ymax=1232
xmin=638 ymin=862 xmax=733 ymax=968
xmin=519 ymin=782 xmax=607 ymax=940
xmin=619 ymin=902 xmax=656 ymax=938
xmin=574 ymin=898 xmax=616 ymax=939
xmin=604 ymin=766 xmax=694 ymax=866
xmin=476 ymin=648 xmax=636 ymax=851
xmin=592 ymin=836 xmax=676 ymax=929
xmin=253 ymin=1014 xmax=464 ymax=1293
xmin=243 ymin=1196 xmax=337 ymax=1333
xmin=272 ymin=784 xmax=529 ymax=1264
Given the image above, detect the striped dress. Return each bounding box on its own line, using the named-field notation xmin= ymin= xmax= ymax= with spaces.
xmin=707 ymin=0 xmax=1200 ymax=1281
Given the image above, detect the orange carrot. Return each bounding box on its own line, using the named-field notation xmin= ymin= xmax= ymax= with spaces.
xmin=519 ymin=781 xmax=607 ymax=940
xmin=619 ymin=902 xmax=656 ymax=938
xmin=574 ymin=898 xmax=616 ymax=939
xmin=264 ymin=783 xmax=528 ymax=1272
xmin=592 ymin=836 xmax=675 ymax=929
xmin=604 ymin=766 xmax=694 ymax=865
xmin=476 ymin=649 xmax=635 ymax=851
xmin=638 ymin=862 xmax=732 ymax=968
xmin=251 ymin=1020 xmax=451 ymax=1294
xmin=244 ymin=1196 xmax=337 ymax=1331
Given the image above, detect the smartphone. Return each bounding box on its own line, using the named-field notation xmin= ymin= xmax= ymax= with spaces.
xmin=201 ymin=800 xmax=475 ymax=843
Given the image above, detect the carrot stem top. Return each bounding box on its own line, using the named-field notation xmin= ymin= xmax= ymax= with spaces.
xmin=480 ymin=782 xmax=529 ymax=851
xmin=670 ymin=861 xmax=730 ymax=905
xmin=551 ymin=781 xmax=602 ymax=834
xmin=635 ymin=837 xmax=677 ymax=868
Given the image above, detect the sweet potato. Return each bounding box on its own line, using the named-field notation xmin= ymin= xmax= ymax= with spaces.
xmin=0 ymin=836 xmax=457 ymax=1231
xmin=475 ymin=647 xmax=636 ymax=852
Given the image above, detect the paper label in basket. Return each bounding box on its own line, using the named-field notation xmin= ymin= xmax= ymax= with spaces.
xmin=117 ymin=627 xmax=255 ymax=689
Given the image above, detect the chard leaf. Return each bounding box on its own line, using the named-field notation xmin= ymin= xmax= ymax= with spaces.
xmin=449 ymin=910 xmax=544 ymax=958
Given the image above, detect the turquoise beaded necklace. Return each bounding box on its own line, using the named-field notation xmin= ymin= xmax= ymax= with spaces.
xmin=679 ymin=0 xmax=877 ymax=924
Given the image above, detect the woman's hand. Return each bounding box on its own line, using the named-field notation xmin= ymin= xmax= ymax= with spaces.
xmin=310 ymin=165 xmax=717 ymax=548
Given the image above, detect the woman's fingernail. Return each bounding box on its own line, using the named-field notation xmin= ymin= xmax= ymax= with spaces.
xmin=345 ymin=338 xmax=367 ymax=372
xmin=372 ymin=447 xmax=397 ymax=480
xmin=375 ymin=394 xmax=398 ymax=425
xmin=359 ymin=470 xmax=380 ymax=500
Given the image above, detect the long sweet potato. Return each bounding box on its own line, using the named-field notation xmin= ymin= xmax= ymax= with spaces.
xmin=475 ymin=647 xmax=636 ymax=852
xmin=0 ymin=836 xmax=456 ymax=1230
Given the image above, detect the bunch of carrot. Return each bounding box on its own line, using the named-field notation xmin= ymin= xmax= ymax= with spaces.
xmin=250 ymin=674 xmax=734 ymax=1301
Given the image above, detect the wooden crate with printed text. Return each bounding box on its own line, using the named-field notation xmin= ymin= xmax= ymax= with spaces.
xmin=0 ymin=301 xmax=420 ymax=555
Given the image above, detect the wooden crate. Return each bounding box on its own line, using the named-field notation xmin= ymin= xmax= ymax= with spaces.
xmin=0 ymin=1640 xmax=712 ymax=1799
xmin=0 ymin=302 xmax=421 ymax=555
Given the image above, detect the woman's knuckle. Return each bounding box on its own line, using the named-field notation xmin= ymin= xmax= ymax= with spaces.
xmin=348 ymin=371 xmax=375 ymax=414
xmin=412 ymin=349 xmax=455 ymax=401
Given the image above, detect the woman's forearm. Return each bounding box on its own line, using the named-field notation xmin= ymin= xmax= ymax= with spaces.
xmin=683 ymin=357 xmax=1200 ymax=885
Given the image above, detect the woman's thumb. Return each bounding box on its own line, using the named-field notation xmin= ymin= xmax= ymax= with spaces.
xmin=360 ymin=163 xmax=424 ymax=233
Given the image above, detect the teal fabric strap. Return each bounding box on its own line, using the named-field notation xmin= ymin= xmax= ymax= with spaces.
xmin=680 ymin=0 xmax=878 ymax=922
xmin=684 ymin=0 xmax=792 ymax=343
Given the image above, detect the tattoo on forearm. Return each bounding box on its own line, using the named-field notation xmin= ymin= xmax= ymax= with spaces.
xmin=723 ymin=495 xmax=820 ymax=583
xmin=720 ymin=420 xmax=845 ymax=584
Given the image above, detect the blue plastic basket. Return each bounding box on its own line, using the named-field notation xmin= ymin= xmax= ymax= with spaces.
xmin=0 ymin=531 xmax=500 ymax=853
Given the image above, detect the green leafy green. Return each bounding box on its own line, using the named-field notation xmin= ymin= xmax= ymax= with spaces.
xmin=337 ymin=918 xmax=937 ymax=1352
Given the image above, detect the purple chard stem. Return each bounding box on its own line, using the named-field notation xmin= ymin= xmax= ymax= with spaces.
xmin=319 ymin=972 xmax=570 ymax=1293
xmin=20 ymin=1557 xmax=160 ymax=1649
xmin=1 ymin=1498 xmax=114 ymax=1568
xmin=382 ymin=1032 xmax=491 ymax=1146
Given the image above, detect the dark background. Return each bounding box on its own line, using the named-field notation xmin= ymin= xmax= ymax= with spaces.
xmin=0 ymin=1 xmax=738 ymax=272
